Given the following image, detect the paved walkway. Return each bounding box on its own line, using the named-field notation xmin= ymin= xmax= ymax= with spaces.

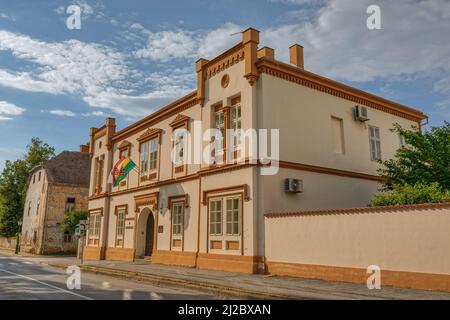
xmin=3 ymin=250 xmax=450 ymax=300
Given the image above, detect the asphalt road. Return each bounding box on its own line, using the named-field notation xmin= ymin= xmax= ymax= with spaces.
xmin=0 ymin=253 xmax=224 ymax=300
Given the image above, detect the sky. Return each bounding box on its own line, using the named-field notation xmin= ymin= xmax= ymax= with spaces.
xmin=0 ymin=0 xmax=449 ymax=170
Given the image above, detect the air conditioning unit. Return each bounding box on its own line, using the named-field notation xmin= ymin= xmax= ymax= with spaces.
xmin=284 ymin=178 xmax=303 ymax=193
xmin=354 ymin=105 xmax=369 ymax=122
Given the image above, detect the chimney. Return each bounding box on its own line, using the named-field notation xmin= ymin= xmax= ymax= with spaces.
xmin=257 ymin=47 xmax=275 ymax=60
xmin=289 ymin=44 xmax=304 ymax=69
xmin=79 ymin=144 xmax=89 ymax=153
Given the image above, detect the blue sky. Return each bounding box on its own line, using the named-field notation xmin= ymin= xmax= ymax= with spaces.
xmin=0 ymin=0 xmax=449 ymax=169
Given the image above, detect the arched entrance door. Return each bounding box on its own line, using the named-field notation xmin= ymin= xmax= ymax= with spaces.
xmin=145 ymin=212 xmax=154 ymax=256
xmin=135 ymin=207 xmax=155 ymax=258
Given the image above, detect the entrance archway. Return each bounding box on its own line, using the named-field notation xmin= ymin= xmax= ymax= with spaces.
xmin=135 ymin=207 xmax=155 ymax=258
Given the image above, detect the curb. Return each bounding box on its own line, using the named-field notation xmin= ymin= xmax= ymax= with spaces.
xmin=47 ymin=263 xmax=300 ymax=300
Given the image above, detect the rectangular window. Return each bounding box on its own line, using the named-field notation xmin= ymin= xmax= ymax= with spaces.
xmin=214 ymin=111 xmax=225 ymax=151
xmin=65 ymin=198 xmax=75 ymax=213
xmin=149 ymin=138 xmax=158 ymax=171
xmin=174 ymin=134 xmax=185 ymax=165
xmin=38 ymin=172 xmax=41 ymax=181
xmin=116 ymin=208 xmax=125 ymax=237
xmin=172 ymin=202 xmax=184 ymax=236
xmin=36 ymin=201 xmax=40 ymax=215
xmin=140 ymin=142 xmax=149 ymax=174
xmin=230 ymin=104 xmax=242 ymax=147
xmin=331 ymin=116 xmax=345 ymax=154
xmin=88 ymin=214 xmax=101 ymax=240
xmin=369 ymin=126 xmax=382 ymax=161
xmin=119 ymin=148 xmax=128 ymax=159
xmin=226 ymin=197 xmax=240 ymax=235
xmin=95 ymin=157 xmax=104 ymax=193
xmin=209 ymin=199 xmax=223 ymax=236
xmin=28 ymin=202 xmax=31 ymax=216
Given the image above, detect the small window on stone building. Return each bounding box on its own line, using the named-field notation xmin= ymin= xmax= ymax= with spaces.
xmin=38 ymin=171 xmax=41 ymax=181
xmin=65 ymin=198 xmax=76 ymax=213
xmin=27 ymin=202 xmax=31 ymax=216
xmin=36 ymin=201 xmax=40 ymax=215
xmin=33 ymin=174 xmax=35 ymax=184
xmin=63 ymin=230 xmax=72 ymax=243
xmin=33 ymin=231 xmax=37 ymax=243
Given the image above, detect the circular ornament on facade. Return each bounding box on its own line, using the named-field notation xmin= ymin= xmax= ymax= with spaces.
xmin=221 ymin=74 xmax=230 ymax=88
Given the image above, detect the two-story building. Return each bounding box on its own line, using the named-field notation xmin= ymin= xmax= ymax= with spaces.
xmin=85 ymin=28 xmax=426 ymax=274
xmin=21 ymin=148 xmax=90 ymax=254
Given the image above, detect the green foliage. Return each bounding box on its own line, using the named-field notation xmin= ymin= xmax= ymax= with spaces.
xmin=61 ymin=210 xmax=88 ymax=234
xmin=0 ymin=138 xmax=55 ymax=236
xmin=379 ymin=122 xmax=450 ymax=190
xmin=369 ymin=182 xmax=450 ymax=207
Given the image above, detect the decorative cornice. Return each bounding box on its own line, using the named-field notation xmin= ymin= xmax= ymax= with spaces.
xmin=204 ymin=43 xmax=245 ymax=79
xmin=112 ymin=91 xmax=198 ymax=143
xmin=169 ymin=114 xmax=190 ymax=128
xmin=256 ymin=58 xmax=426 ymax=123
xmin=137 ymin=128 xmax=162 ymax=143
xmin=118 ymin=140 xmax=131 ymax=150
xmin=265 ymin=202 xmax=450 ymax=218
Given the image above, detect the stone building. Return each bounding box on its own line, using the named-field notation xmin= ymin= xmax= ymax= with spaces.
xmin=20 ymin=147 xmax=90 ymax=254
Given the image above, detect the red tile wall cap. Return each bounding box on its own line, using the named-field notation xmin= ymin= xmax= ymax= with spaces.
xmin=265 ymin=202 xmax=450 ymax=218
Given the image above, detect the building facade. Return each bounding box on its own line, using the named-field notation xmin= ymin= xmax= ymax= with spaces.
xmin=21 ymin=148 xmax=90 ymax=254
xmin=85 ymin=28 xmax=426 ymax=273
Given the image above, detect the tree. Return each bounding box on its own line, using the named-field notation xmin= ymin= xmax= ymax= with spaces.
xmin=378 ymin=122 xmax=450 ymax=190
xmin=61 ymin=210 xmax=88 ymax=234
xmin=0 ymin=138 xmax=55 ymax=236
xmin=369 ymin=182 xmax=450 ymax=206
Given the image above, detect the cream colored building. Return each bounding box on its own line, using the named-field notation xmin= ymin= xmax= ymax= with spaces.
xmin=85 ymin=28 xmax=426 ymax=273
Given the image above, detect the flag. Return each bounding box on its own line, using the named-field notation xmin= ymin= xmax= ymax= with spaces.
xmin=109 ymin=156 xmax=136 ymax=187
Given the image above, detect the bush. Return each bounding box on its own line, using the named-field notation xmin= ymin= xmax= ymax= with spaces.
xmin=62 ymin=210 xmax=88 ymax=234
xmin=369 ymin=182 xmax=450 ymax=206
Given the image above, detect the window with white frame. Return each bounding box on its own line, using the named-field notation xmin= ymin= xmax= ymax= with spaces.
xmin=116 ymin=208 xmax=125 ymax=238
xmin=88 ymin=213 xmax=101 ymax=245
xmin=369 ymin=126 xmax=382 ymax=161
xmin=173 ymin=130 xmax=185 ymax=165
xmin=226 ymin=197 xmax=240 ymax=235
xmin=149 ymin=138 xmax=158 ymax=171
xmin=214 ymin=111 xmax=225 ymax=151
xmin=172 ymin=202 xmax=184 ymax=236
xmin=230 ymin=103 xmax=242 ymax=147
xmin=140 ymin=142 xmax=149 ymax=173
xmin=209 ymin=199 xmax=223 ymax=235
xmin=209 ymin=196 xmax=241 ymax=236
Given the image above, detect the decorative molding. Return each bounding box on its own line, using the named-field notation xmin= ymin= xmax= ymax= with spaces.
xmin=118 ymin=140 xmax=131 ymax=150
xmin=134 ymin=192 xmax=159 ymax=213
xmin=169 ymin=114 xmax=190 ymax=128
xmin=112 ymin=92 xmax=198 ymax=143
xmin=204 ymin=43 xmax=245 ymax=79
xmin=257 ymin=59 xmax=426 ymax=123
xmin=137 ymin=128 xmax=162 ymax=143
xmin=221 ymin=74 xmax=230 ymax=88
xmin=278 ymin=160 xmax=382 ymax=182
xmin=202 ymin=184 xmax=250 ymax=205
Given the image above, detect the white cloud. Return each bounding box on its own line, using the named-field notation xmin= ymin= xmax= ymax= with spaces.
xmin=43 ymin=109 xmax=77 ymax=117
xmin=261 ymin=0 xmax=450 ymax=82
xmin=0 ymin=101 xmax=25 ymax=120
xmin=134 ymin=23 xmax=241 ymax=61
xmin=0 ymin=101 xmax=25 ymax=116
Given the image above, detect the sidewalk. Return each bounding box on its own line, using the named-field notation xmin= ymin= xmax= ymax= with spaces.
xmin=3 ymin=250 xmax=450 ymax=300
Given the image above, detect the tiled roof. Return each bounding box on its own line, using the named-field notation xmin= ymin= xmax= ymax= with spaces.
xmin=265 ymin=202 xmax=450 ymax=218
xmin=36 ymin=151 xmax=91 ymax=187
